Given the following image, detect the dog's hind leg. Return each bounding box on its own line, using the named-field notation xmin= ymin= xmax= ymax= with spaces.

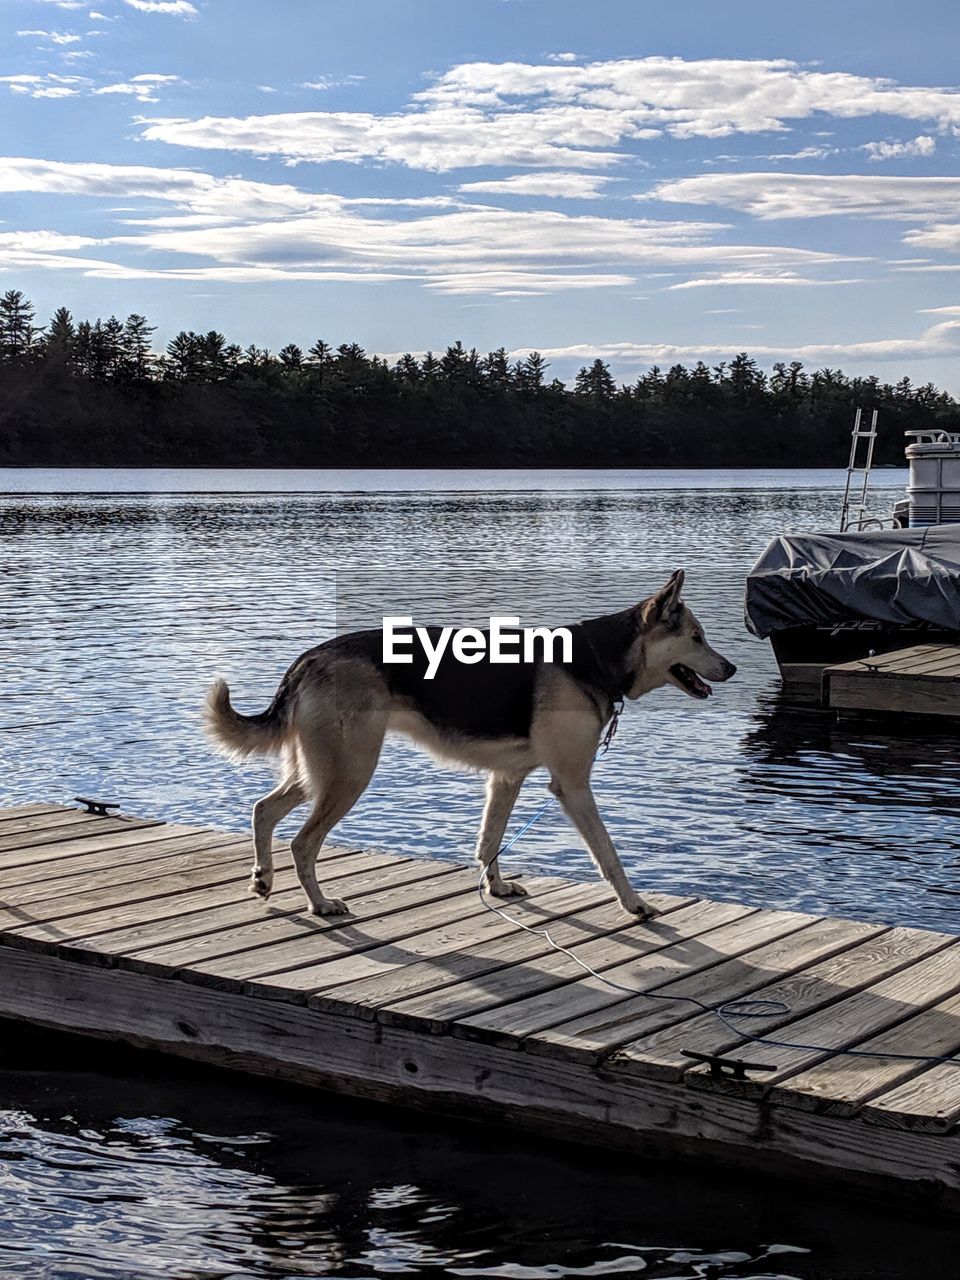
xmin=250 ymin=772 xmax=305 ymax=899
xmin=475 ymin=771 xmax=528 ymax=898
xmin=548 ymin=771 xmax=650 ymax=919
xmin=290 ymin=712 xmax=386 ymax=916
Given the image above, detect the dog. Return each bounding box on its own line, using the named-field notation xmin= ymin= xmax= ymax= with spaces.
xmin=203 ymin=570 xmax=735 ymax=919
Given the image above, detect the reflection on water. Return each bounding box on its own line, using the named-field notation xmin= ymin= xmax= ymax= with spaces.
xmin=3 ymin=468 xmax=957 ymax=932
xmin=0 ymin=1028 xmax=956 ymax=1280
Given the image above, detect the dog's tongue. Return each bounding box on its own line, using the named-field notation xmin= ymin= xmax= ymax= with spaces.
xmin=671 ymin=663 xmax=712 ymax=699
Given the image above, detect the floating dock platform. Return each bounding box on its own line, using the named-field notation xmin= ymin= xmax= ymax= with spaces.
xmin=3 ymin=802 xmax=960 ymax=1212
xmin=823 ymin=643 xmax=960 ymax=718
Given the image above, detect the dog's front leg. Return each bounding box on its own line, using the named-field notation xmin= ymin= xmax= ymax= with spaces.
xmin=549 ymin=776 xmax=651 ymax=919
xmin=476 ymin=771 xmax=528 ymax=898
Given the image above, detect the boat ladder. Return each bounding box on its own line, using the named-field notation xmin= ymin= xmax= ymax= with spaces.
xmin=840 ymin=407 xmax=880 ymax=531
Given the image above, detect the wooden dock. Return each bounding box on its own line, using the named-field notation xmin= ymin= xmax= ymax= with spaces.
xmin=823 ymin=643 xmax=960 ymax=718
xmin=3 ymin=802 xmax=960 ymax=1212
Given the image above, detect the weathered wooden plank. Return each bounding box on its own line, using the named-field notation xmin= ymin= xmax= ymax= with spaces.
xmin=0 ymin=808 xmax=110 ymax=841
xmin=172 ymin=869 xmax=497 ymax=989
xmin=0 ymin=821 xmax=195 ymax=873
xmin=41 ymin=849 xmax=375 ymax=958
xmin=4 ymin=944 xmax=960 ymax=1211
xmin=0 ymin=839 xmax=256 ymax=935
xmin=889 ymin=652 xmax=960 ymax=676
xmin=848 ymin=645 xmax=959 ymax=673
xmin=455 ymin=906 xmax=812 ymax=1049
xmin=4 ymin=846 xmax=402 ymax=960
xmin=244 ymin=880 xmax=609 ymax=998
xmin=525 ymin=913 xmax=878 ymax=1064
xmin=2 ymin=851 xmax=344 ymax=951
xmin=827 ymin=673 xmax=960 ymax=717
xmin=0 ymin=825 xmax=221 ymax=886
xmin=0 ymin=814 xmax=164 ymax=858
xmin=113 ymin=858 xmax=471 ymax=977
xmin=287 ymin=880 xmax=617 ymax=1008
xmin=302 ymin=888 xmax=690 ymax=1020
xmin=685 ymin=940 xmax=960 ymax=1101
xmin=1 ymin=832 xmax=266 ymax=904
xmin=609 ymin=925 xmax=950 ymax=1083
xmin=863 ymin=1061 xmax=960 ymax=1132
xmin=249 ymin=880 xmax=617 ymax=1004
xmin=773 ymin=987 xmax=960 ymax=1118
xmin=0 ymin=803 xmax=71 ymax=825
xmin=382 ymin=900 xmax=754 ymax=1036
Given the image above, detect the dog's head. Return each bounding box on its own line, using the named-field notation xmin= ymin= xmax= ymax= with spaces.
xmin=626 ymin=569 xmax=736 ymax=700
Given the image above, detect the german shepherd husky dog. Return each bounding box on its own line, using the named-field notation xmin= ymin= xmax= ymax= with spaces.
xmin=204 ymin=570 xmax=735 ymax=920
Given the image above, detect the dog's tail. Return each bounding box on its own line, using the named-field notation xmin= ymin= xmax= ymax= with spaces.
xmin=203 ymin=678 xmax=291 ymax=759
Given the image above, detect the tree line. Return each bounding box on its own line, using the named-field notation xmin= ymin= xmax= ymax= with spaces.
xmin=0 ymin=288 xmax=956 ymax=467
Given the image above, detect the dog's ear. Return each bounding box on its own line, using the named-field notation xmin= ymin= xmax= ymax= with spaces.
xmin=644 ymin=569 xmax=685 ymax=624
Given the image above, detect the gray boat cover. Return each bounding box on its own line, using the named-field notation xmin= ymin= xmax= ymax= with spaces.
xmin=744 ymin=526 xmax=960 ymax=637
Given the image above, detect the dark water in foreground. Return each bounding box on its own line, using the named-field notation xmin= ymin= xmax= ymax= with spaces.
xmin=0 ymin=468 xmax=955 ymax=1276
xmin=1 ymin=1028 xmax=957 ymax=1280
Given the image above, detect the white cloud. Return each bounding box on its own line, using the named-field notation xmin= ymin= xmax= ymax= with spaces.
xmin=665 ymin=270 xmax=863 ymax=290
xmin=423 ymin=271 xmax=636 ymax=296
xmin=123 ymin=0 xmax=197 ymax=14
xmin=862 ymin=134 xmax=936 ymax=161
xmin=136 ymin=56 xmax=960 ymax=172
xmin=0 ymin=155 xmax=335 ymax=221
xmin=0 ymin=230 xmax=99 ymax=252
xmin=0 ymin=154 xmax=853 ymax=296
xmin=300 ymin=75 xmax=365 ymax=91
xmin=648 ymin=173 xmax=960 ymax=221
xmin=17 ymin=29 xmax=84 ymax=43
xmin=760 ymin=144 xmax=839 ymax=161
xmin=904 ymin=223 xmax=960 ymax=253
xmin=0 ymin=70 xmax=182 ymax=103
xmin=518 ymin=319 xmax=960 ymax=368
xmin=548 ymin=52 xmax=579 ymax=63
xmin=457 ymin=172 xmax=617 ymax=199
xmin=95 ymin=73 xmax=181 ymax=102
xmin=138 ymin=108 xmax=628 ymax=171
xmin=31 ymin=0 xmax=86 ymax=9
xmin=1 ymin=73 xmax=90 ymax=99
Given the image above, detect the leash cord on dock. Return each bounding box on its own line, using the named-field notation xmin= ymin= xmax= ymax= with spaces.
xmin=478 ymin=732 xmax=960 ymax=1069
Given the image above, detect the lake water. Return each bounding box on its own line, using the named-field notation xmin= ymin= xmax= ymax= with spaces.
xmin=1 ymin=466 xmax=957 ymax=1278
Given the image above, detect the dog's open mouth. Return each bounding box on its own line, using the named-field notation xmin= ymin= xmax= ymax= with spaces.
xmin=670 ymin=664 xmax=712 ymax=699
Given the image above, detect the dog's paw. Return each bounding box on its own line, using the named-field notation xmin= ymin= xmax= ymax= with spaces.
xmin=621 ymin=894 xmax=655 ymax=920
xmin=309 ymin=896 xmax=349 ymax=917
xmin=491 ymin=880 xmax=528 ymax=899
xmin=249 ymin=872 xmax=272 ymax=899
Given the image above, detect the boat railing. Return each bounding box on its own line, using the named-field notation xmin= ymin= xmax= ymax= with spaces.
xmin=904 ymin=430 xmax=960 ymax=447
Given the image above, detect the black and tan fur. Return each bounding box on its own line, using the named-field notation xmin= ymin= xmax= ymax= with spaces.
xmin=204 ymin=570 xmax=735 ymax=919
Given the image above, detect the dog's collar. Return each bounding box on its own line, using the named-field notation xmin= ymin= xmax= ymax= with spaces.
xmin=574 ymin=625 xmax=633 ymax=736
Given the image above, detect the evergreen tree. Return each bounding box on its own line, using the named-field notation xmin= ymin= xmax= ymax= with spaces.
xmin=44 ymin=306 xmax=76 ymax=368
xmin=574 ymin=358 xmax=616 ymax=400
xmin=0 ymin=289 xmax=37 ymax=364
xmin=122 ymin=313 xmax=156 ymax=381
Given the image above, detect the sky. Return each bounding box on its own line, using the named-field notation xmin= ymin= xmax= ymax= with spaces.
xmin=4 ymin=0 xmax=960 ymax=390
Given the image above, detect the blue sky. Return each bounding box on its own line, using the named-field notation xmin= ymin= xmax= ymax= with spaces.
xmin=4 ymin=0 xmax=960 ymax=389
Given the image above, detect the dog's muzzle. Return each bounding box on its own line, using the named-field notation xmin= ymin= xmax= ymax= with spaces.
xmin=670 ymin=664 xmax=713 ymax=699
xmin=670 ymin=658 xmax=736 ymax=699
